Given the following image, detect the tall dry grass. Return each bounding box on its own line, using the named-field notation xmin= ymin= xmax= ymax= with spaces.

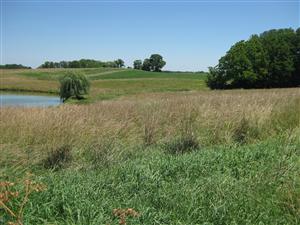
xmin=1 ymin=88 xmax=299 ymax=167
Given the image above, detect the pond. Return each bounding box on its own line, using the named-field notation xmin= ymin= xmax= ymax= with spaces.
xmin=0 ymin=94 xmax=61 ymax=107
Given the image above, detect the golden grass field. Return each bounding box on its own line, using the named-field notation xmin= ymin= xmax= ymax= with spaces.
xmin=1 ymin=87 xmax=299 ymax=169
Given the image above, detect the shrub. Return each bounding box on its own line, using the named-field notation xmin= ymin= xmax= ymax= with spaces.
xmin=164 ymin=135 xmax=199 ymax=155
xmin=59 ymin=71 xmax=90 ymax=102
xmin=164 ymin=113 xmax=200 ymax=154
xmin=43 ymin=145 xmax=72 ymax=169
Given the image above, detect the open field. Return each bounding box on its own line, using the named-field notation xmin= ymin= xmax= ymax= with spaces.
xmin=1 ymin=85 xmax=300 ymax=224
xmin=2 ymin=2 xmax=298 ymax=224
xmin=0 ymin=68 xmax=207 ymax=101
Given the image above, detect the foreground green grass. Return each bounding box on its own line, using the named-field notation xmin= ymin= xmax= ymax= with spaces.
xmin=2 ymin=134 xmax=299 ymax=224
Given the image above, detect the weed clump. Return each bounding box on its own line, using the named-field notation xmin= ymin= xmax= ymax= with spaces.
xmin=164 ymin=112 xmax=200 ymax=154
xmin=233 ymin=117 xmax=260 ymax=144
xmin=87 ymin=138 xmax=125 ymax=167
xmin=164 ymin=135 xmax=199 ymax=155
xmin=113 ymin=208 xmax=139 ymax=225
xmin=43 ymin=145 xmax=72 ymax=170
xmin=233 ymin=117 xmax=251 ymax=144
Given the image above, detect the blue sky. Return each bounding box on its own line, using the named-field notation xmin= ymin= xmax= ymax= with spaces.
xmin=1 ymin=0 xmax=299 ymax=71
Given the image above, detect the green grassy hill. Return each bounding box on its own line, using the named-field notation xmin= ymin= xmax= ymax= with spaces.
xmin=89 ymin=69 xmax=206 ymax=80
xmin=0 ymin=68 xmax=208 ymax=101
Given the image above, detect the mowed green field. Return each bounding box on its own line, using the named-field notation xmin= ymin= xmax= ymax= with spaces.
xmin=0 ymin=68 xmax=207 ymax=101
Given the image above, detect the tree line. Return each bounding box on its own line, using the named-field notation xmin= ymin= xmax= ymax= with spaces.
xmin=207 ymin=28 xmax=300 ymax=89
xmin=0 ymin=64 xmax=31 ymax=69
xmin=39 ymin=54 xmax=167 ymax=72
xmin=39 ymin=59 xmax=124 ymax=69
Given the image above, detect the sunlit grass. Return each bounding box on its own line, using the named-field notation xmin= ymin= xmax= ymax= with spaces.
xmin=1 ymin=68 xmax=299 ymax=224
xmin=0 ymin=69 xmax=207 ymax=100
xmin=1 ymin=88 xmax=299 ymax=167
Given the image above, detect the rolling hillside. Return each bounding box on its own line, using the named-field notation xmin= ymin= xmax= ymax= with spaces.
xmin=0 ymin=68 xmax=208 ymax=101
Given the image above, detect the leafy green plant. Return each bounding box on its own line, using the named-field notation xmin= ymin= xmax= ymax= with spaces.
xmin=59 ymin=71 xmax=90 ymax=102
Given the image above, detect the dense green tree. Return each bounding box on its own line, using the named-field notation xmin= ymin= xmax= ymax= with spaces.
xmin=0 ymin=64 xmax=31 ymax=69
xmin=133 ymin=60 xmax=142 ymax=69
xmin=139 ymin=54 xmax=166 ymax=72
xmin=54 ymin=62 xmax=60 ymax=68
xmin=59 ymin=61 xmax=69 ymax=68
xmin=69 ymin=60 xmax=80 ymax=68
xmin=244 ymin=35 xmax=269 ymax=87
xmin=59 ymin=72 xmax=90 ymax=102
xmin=206 ymin=66 xmax=227 ymax=89
xmin=105 ymin=61 xmax=118 ymax=68
xmin=149 ymin=54 xmax=166 ymax=72
xmin=43 ymin=61 xmax=51 ymax=68
xmin=142 ymin=59 xmax=151 ymax=71
xmin=260 ymin=29 xmax=296 ymax=87
xmin=39 ymin=59 xmax=121 ymax=69
xmin=206 ymin=28 xmax=300 ymax=89
xmin=115 ymin=59 xmax=125 ymax=68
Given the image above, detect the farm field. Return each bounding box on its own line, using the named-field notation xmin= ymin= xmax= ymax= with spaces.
xmin=0 ymin=68 xmax=207 ymax=101
xmin=1 ymin=71 xmax=299 ymax=224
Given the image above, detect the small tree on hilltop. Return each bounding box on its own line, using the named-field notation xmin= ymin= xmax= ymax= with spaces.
xmin=149 ymin=54 xmax=166 ymax=72
xmin=142 ymin=58 xmax=151 ymax=71
xmin=133 ymin=60 xmax=143 ymax=69
xmin=115 ymin=59 xmax=125 ymax=68
xmin=59 ymin=72 xmax=90 ymax=102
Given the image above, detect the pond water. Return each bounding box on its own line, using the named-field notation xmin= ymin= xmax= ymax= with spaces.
xmin=0 ymin=94 xmax=61 ymax=107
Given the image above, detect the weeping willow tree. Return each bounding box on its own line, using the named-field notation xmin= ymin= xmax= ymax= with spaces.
xmin=59 ymin=71 xmax=90 ymax=102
